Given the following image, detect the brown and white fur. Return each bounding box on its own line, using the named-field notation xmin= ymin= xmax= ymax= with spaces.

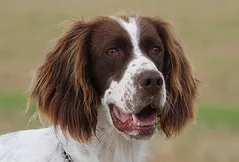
xmin=0 ymin=15 xmax=199 ymax=162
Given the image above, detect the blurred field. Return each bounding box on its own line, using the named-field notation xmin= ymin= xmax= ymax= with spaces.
xmin=0 ymin=0 xmax=239 ymax=162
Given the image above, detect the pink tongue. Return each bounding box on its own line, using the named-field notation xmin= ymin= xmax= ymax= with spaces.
xmin=133 ymin=112 xmax=157 ymax=126
xmin=113 ymin=106 xmax=132 ymax=123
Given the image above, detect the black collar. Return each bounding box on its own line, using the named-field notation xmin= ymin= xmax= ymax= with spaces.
xmin=62 ymin=148 xmax=73 ymax=162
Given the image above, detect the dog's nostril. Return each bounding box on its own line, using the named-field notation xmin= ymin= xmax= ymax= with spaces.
xmin=157 ymin=77 xmax=163 ymax=86
xmin=145 ymin=79 xmax=151 ymax=87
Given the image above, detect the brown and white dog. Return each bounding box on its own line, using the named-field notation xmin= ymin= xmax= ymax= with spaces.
xmin=0 ymin=15 xmax=199 ymax=162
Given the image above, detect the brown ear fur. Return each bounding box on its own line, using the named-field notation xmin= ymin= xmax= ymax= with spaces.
xmin=28 ymin=21 xmax=98 ymax=142
xmin=149 ymin=18 xmax=199 ymax=137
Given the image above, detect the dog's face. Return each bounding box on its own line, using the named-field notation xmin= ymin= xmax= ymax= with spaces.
xmin=28 ymin=15 xmax=199 ymax=142
xmin=90 ymin=17 xmax=167 ymax=140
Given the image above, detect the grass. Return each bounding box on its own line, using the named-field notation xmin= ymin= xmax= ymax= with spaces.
xmin=0 ymin=92 xmax=27 ymax=110
xmin=197 ymin=104 xmax=239 ymax=128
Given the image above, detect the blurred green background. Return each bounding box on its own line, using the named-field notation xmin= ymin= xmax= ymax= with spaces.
xmin=0 ymin=0 xmax=239 ymax=161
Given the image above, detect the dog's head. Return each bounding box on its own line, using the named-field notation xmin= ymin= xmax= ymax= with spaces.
xmin=28 ymin=15 xmax=199 ymax=142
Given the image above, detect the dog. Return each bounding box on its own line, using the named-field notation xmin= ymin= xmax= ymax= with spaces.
xmin=0 ymin=15 xmax=199 ymax=162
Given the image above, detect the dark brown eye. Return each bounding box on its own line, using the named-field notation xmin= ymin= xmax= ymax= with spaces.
xmin=150 ymin=47 xmax=161 ymax=55
xmin=106 ymin=48 xmax=119 ymax=56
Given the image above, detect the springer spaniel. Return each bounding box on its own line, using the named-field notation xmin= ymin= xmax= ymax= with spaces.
xmin=0 ymin=15 xmax=199 ymax=162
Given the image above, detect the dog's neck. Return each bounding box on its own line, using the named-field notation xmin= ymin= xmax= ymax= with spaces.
xmin=58 ymin=107 xmax=150 ymax=162
xmin=95 ymin=108 xmax=150 ymax=162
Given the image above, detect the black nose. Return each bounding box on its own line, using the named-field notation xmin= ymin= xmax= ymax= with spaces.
xmin=138 ymin=71 xmax=163 ymax=89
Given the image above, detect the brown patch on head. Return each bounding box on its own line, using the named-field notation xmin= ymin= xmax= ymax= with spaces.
xmin=138 ymin=18 xmax=165 ymax=70
xmin=90 ymin=17 xmax=134 ymax=96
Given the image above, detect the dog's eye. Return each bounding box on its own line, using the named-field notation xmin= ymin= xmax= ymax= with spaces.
xmin=106 ymin=48 xmax=119 ymax=56
xmin=150 ymin=47 xmax=161 ymax=55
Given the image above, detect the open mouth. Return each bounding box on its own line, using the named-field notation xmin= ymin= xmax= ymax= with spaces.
xmin=109 ymin=104 xmax=160 ymax=134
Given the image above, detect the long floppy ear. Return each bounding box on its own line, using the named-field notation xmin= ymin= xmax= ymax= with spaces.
xmin=28 ymin=21 xmax=98 ymax=142
xmin=149 ymin=18 xmax=199 ymax=138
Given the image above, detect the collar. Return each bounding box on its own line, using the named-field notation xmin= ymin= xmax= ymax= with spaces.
xmin=62 ymin=147 xmax=73 ymax=162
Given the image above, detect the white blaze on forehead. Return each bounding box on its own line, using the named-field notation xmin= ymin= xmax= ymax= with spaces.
xmin=116 ymin=17 xmax=141 ymax=56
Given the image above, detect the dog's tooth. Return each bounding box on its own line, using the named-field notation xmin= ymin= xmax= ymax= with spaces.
xmin=132 ymin=115 xmax=137 ymax=123
xmin=132 ymin=115 xmax=141 ymax=126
